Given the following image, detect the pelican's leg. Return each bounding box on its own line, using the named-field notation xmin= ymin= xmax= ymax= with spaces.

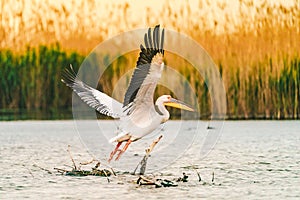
xmin=115 ymin=140 xmax=132 ymax=161
xmin=108 ymin=142 xmax=122 ymax=162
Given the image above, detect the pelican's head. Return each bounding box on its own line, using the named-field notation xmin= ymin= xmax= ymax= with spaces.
xmin=156 ymin=95 xmax=194 ymax=112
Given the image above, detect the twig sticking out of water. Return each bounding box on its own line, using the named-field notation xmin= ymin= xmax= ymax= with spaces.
xmin=80 ymin=159 xmax=95 ymax=165
xmin=33 ymin=163 xmax=52 ymax=174
xmin=22 ymin=164 xmax=34 ymax=178
xmin=146 ymin=135 xmax=163 ymax=155
xmin=81 ymin=158 xmax=101 ymax=170
xmin=67 ymin=145 xmax=77 ymax=170
xmin=196 ymin=170 xmax=201 ymax=182
xmin=189 ymin=164 xmax=201 ymax=182
xmin=53 ymin=146 xmax=114 ymax=180
xmin=110 ymin=168 xmax=117 ymax=176
xmin=54 ymin=167 xmax=68 ymax=174
xmin=80 ymin=157 xmax=116 ymax=176
xmin=102 ymin=168 xmax=110 ymax=183
xmin=132 ymin=135 xmax=163 ymax=175
xmin=91 ymin=161 xmax=110 ymax=183
xmin=212 ymin=171 xmax=214 ymax=183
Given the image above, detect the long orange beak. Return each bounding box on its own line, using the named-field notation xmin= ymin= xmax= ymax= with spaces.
xmin=164 ymin=98 xmax=194 ymax=112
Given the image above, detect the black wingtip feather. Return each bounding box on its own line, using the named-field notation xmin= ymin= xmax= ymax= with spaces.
xmin=160 ymin=29 xmax=164 ymax=55
xmin=156 ymin=26 xmax=160 ymax=52
xmin=123 ymin=25 xmax=165 ymax=107
xmin=148 ymin=28 xmax=153 ymax=49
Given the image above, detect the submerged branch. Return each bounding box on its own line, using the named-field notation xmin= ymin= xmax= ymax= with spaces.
xmin=33 ymin=163 xmax=53 ymax=174
xmin=53 ymin=145 xmax=114 ymax=179
xmin=133 ymin=135 xmax=163 ymax=175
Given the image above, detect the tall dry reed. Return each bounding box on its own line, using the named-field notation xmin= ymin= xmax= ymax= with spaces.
xmin=0 ymin=0 xmax=299 ymax=119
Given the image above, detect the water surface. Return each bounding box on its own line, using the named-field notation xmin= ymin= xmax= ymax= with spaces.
xmin=0 ymin=120 xmax=299 ymax=199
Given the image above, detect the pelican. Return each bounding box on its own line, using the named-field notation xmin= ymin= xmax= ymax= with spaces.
xmin=61 ymin=25 xmax=194 ymax=162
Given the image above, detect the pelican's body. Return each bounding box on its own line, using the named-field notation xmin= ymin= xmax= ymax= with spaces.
xmin=62 ymin=25 xmax=194 ymax=161
xmin=111 ymin=95 xmax=170 ymax=143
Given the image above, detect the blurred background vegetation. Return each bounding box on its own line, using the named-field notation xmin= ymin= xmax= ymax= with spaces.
xmin=0 ymin=0 xmax=299 ymax=120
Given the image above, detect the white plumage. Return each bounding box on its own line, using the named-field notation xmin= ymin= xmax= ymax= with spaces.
xmin=62 ymin=25 xmax=194 ymax=161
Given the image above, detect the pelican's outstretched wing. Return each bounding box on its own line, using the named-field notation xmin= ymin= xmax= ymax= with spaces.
xmin=123 ymin=25 xmax=165 ymax=114
xmin=61 ymin=65 xmax=123 ymax=118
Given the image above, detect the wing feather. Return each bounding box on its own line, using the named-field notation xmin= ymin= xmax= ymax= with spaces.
xmin=61 ymin=65 xmax=123 ymax=118
xmin=62 ymin=25 xmax=165 ymax=119
xmin=148 ymin=28 xmax=153 ymax=49
xmin=160 ymin=29 xmax=164 ymax=54
xmin=156 ymin=26 xmax=160 ymax=50
xmin=123 ymin=25 xmax=165 ymax=114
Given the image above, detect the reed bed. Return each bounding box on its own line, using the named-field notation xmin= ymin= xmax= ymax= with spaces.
xmin=0 ymin=0 xmax=299 ymax=119
xmin=0 ymin=44 xmax=84 ymax=118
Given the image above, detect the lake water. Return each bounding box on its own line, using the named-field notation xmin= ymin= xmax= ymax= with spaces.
xmin=0 ymin=120 xmax=299 ymax=199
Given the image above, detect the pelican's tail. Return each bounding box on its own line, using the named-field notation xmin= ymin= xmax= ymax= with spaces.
xmin=109 ymin=131 xmax=131 ymax=143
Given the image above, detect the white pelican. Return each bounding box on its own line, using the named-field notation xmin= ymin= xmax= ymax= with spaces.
xmin=62 ymin=25 xmax=194 ymax=162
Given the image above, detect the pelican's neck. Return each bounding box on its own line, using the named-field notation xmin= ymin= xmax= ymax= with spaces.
xmin=155 ymin=100 xmax=170 ymax=123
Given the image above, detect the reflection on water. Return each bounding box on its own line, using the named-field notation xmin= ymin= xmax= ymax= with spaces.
xmin=0 ymin=120 xmax=299 ymax=199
